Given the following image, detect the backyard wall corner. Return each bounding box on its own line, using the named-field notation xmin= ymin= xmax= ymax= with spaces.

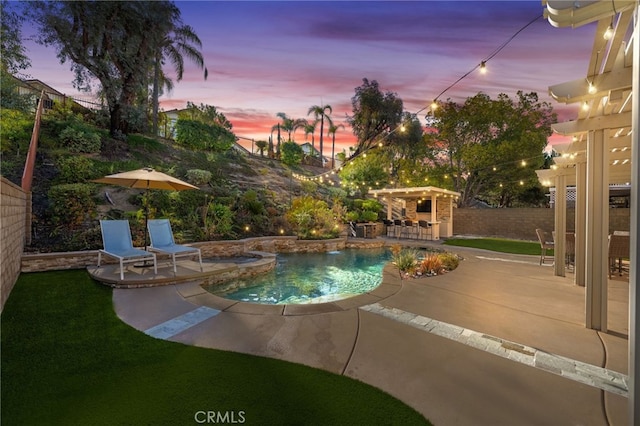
xmin=1 ymin=177 xmax=28 ymax=312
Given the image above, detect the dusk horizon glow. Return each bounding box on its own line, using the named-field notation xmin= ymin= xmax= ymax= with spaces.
xmin=20 ymin=1 xmax=596 ymax=155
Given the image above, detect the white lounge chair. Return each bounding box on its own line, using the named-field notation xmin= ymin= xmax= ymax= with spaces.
xmin=98 ymin=220 xmax=157 ymax=280
xmin=147 ymin=219 xmax=203 ymax=275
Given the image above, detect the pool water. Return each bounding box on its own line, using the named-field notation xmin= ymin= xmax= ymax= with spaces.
xmin=206 ymin=248 xmax=391 ymax=305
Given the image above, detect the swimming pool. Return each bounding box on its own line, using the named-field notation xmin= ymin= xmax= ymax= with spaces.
xmin=205 ymin=248 xmax=391 ymax=305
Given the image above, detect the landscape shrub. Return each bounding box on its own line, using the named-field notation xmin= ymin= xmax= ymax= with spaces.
xmin=390 ymin=245 xmax=460 ymax=279
xmin=202 ymin=202 xmax=235 ymax=240
xmin=345 ymin=211 xmax=359 ymax=222
xmin=56 ymin=156 xmax=95 ymax=184
xmin=360 ymin=210 xmax=379 ymax=222
xmin=301 ymin=180 xmax=318 ymax=194
xmin=361 ymin=198 xmax=383 ymax=213
xmin=47 ymin=183 xmax=97 ymax=229
xmin=344 ymin=198 xmax=382 ymax=223
xmin=417 ymin=254 xmax=444 ymax=276
xmin=240 ymin=190 xmax=266 ymax=215
xmin=186 ymin=169 xmax=212 ymax=186
xmin=232 ymin=190 xmax=271 ymax=236
xmin=438 ymin=252 xmax=460 ymax=271
xmin=391 ymin=248 xmax=419 ymax=275
xmin=175 ymin=119 xmax=234 ymax=152
xmin=286 ymin=195 xmax=341 ymax=239
xmin=281 ymin=141 xmax=303 ymax=166
xmin=60 ymin=124 xmax=101 ymax=153
xmin=0 ymin=108 xmax=32 ymax=155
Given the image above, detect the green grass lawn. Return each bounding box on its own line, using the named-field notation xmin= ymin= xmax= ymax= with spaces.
xmin=1 ymin=271 xmax=429 ymax=425
xmin=444 ymin=237 xmax=547 ymax=256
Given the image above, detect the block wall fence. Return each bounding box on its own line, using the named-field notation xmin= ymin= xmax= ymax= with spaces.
xmin=1 ymin=177 xmax=28 ymax=312
xmin=453 ymin=207 xmax=630 ymax=241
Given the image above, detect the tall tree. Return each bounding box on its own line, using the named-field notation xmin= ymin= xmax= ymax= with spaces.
xmin=300 ymin=119 xmax=317 ymax=152
xmin=1 ymin=0 xmax=30 ymax=74
xmin=272 ymin=112 xmax=298 ymax=142
xmin=175 ymin=102 xmax=235 ymax=152
xmin=255 ymin=140 xmax=268 ymax=157
xmin=338 ymin=151 xmax=389 ymax=196
xmin=29 ymin=1 xmax=181 ymax=138
xmin=281 ymin=141 xmax=304 ymax=166
xmin=152 ymin=20 xmax=207 ymax=136
xmin=383 ymin=112 xmax=427 ymax=181
xmin=0 ymin=1 xmax=34 ymax=112
xmin=426 ymin=91 xmax=555 ymax=207
xmin=307 ymin=104 xmax=333 ymax=161
xmin=327 ymin=123 xmax=344 ymax=168
xmin=348 ymin=78 xmax=403 ymax=156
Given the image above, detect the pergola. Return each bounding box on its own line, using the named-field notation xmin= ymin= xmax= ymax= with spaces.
xmin=537 ymin=1 xmax=638 ymax=422
xmin=368 ymin=186 xmax=461 ymax=239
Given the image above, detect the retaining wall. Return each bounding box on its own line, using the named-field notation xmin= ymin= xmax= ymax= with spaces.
xmin=1 ymin=177 xmax=28 ymax=312
xmin=21 ymin=237 xmax=355 ymax=273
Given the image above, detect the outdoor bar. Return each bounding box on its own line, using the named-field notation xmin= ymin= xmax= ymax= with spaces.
xmin=368 ymin=186 xmax=461 ymax=239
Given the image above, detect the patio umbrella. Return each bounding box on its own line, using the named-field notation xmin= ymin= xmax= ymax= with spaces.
xmin=93 ymin=167 xmax=198 ymax=249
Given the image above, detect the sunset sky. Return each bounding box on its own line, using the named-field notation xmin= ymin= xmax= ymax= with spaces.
xmin=20 ymin=1 xmax=597 ymax=155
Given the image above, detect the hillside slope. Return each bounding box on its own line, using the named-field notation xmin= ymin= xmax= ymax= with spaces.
xmin=12 ymin=131 xmax=340 ymax=252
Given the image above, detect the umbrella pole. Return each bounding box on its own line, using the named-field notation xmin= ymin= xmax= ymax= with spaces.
xmin=135 ymin=188 xmax=152 ymax=267
xmin=144 ymin=188 xmax=149 ymax=250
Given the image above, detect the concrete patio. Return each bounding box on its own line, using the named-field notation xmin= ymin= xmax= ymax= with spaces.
xmin=110 ymin=240 xmax=629 ymax=425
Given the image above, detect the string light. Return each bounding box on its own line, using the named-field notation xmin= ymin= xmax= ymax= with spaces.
xmin=603 ymin=22 xmax=614 ymax=40
xmin=288 ymin=14 xmax=546 ymax=190
xmin=429 ymin=14 xmax=541 ymax=106
xmin=586 ymin=51 xmax=599 ymax=95
xmin=604 ymin=1 xmax=617 ymax=41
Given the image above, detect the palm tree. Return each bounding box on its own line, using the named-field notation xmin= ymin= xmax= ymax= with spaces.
xmin=270 ymin=123 xmax=282 ymax=156
xmin=273 ymin=112 xmax=300 ymax=141
xmin=327 ymin=123 xmax=345 ymax=168
xmin=292 ymin=118 xmax=308 ymax=141
xmin=295 ymin=118 xmax=316 ymax=150
xmin=255 ymin=140 xmax=268 ymax=157
xmin=307 ymin=104 xmax=333 ymax=163
xmin=152 ymin=22 xmax=208 ymax=136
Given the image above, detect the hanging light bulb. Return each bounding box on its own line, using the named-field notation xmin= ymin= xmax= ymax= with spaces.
xmin=400 ymin=124 xmax=406 ymax=132
xmin=430 ymin=100 xmax=438 ymax=110
xmin=603 ymin=21 xmax=614 ymax=40
xmin=479 ymin=61 xmax=487 ymax=74
xmin=588 ymin=80 xmax=597 ymax=94
xmin=581 ymin=101 xmax=590 ymax=111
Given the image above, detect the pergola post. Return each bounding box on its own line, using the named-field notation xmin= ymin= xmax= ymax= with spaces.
xmin=575 ymin=161 xmax=587 ymax=286
xmin=430 ymin=194 xmax=437 ymax=224
xmin=628 ymin=6 xmax=639 ymax=422
xmin=554 ymin=174 xmax=567 ymax=277
xmin=585 ymin=128 xmax=609 ymax=332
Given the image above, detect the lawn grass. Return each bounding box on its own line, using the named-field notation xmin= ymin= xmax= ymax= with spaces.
xmin=1 ymin=271 xmax=429 ymax=425
xmin=444 ymin=237 xmax=547 ymax=256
